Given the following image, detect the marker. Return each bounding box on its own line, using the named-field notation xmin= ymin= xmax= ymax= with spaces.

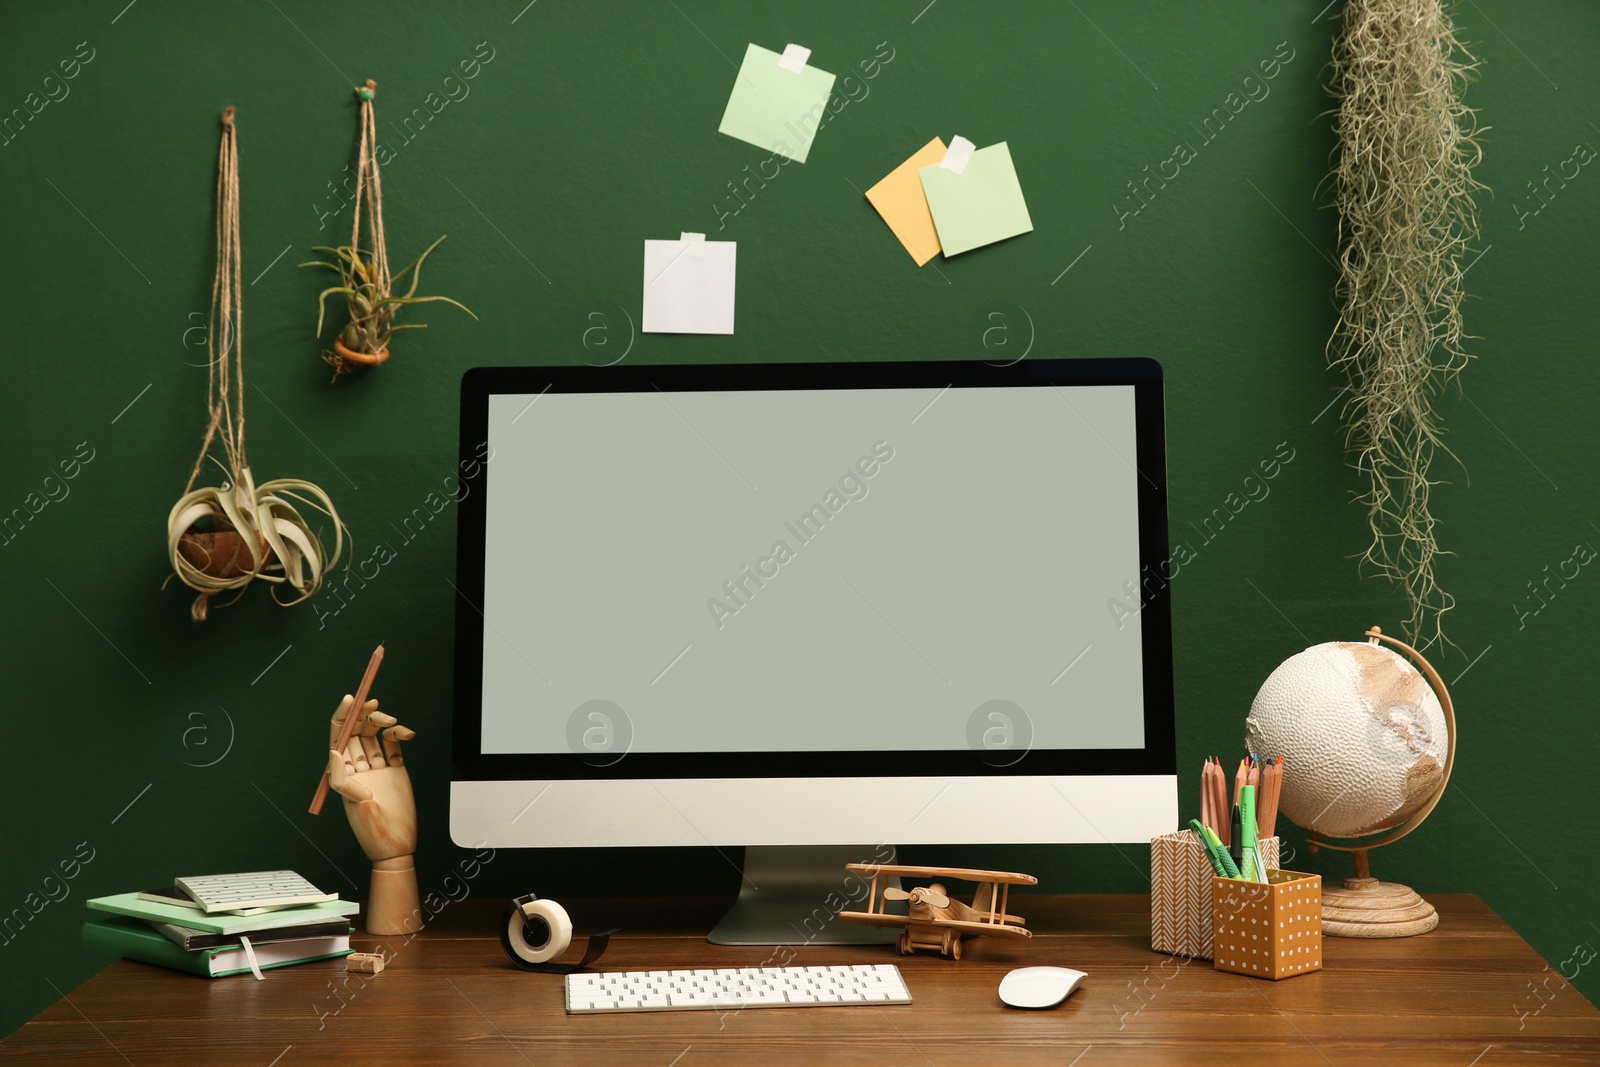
xmin=1203 ymin=824 xmax=1241 ymax=879
xmin=1188 ymin=819 xmax=1229 ymax=877
xmin=1240 ymin=784 xmax=1260 ymax=882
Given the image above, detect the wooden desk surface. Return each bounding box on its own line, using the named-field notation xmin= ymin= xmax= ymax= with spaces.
xmin=5 ymin=894 xmax=1598 ymax=1065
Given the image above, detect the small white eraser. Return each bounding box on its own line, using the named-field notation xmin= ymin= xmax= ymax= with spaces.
xmin=680 ymin=231 xmax=706 ymax=259
xmin=778 ymin=44 xmax=811 ymax=73
xmin=940 ymin=135 xmax=977 ymax=175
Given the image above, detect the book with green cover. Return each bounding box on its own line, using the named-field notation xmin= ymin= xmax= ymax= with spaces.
xmin=83 ymin=917 xmax=352 ymax=978
xmin=86 ymin=892 xmax=359 ymax=934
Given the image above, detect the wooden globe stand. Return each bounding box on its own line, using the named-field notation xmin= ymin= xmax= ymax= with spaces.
xmin=1305 ymin=626 xmax=1457 ymax=938
xmin=1318 ymin=847 xmax=1440 ymax=937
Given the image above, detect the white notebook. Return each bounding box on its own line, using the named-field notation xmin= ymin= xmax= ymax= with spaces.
xmin=209 ymin=935 xmax=351 ymax=978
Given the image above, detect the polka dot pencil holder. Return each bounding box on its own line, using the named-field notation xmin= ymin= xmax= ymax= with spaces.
xmin=1212 ymin=870 xmax=1323 ymax=980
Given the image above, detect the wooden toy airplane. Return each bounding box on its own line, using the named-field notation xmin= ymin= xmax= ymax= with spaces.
xmin=837 ymin=864 xmax=1038 ymax=960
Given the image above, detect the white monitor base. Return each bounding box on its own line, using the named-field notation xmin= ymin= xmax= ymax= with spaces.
xmin=707 ymin=846 xmax=903 ymax=946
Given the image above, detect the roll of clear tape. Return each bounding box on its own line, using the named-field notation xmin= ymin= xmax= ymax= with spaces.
xmin=505 ymin=898 xmax=573 ymax=965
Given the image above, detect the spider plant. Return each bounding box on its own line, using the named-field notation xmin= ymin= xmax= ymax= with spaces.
xmin=302 ymin=235 xmax=476 ymax=375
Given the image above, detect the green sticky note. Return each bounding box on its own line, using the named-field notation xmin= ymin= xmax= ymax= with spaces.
xmin=717 ymin=43 xmax=837 ymax=164
xmin=918 ymin=142 xmax=1034 ymax=256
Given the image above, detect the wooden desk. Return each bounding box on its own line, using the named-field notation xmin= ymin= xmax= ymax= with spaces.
xmin=5 ymin=895 xmax=1598 ymax=1065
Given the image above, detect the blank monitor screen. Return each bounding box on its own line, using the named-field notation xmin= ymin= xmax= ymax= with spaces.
xmin=453 ymin=359 xmax=1171 ymax=784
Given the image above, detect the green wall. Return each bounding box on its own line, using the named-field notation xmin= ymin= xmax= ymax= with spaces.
xmin=3 ymin=0 xmax=1597 ymax=1038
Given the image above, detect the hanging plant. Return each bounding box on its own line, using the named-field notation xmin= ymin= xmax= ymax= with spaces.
xmin=167 ymin=107 xmax=349 ymax=622
xmin=304 ymin=80 xmax=474 ymax=379
xmin=1325 ymin=0 xmax=1484 ymax=650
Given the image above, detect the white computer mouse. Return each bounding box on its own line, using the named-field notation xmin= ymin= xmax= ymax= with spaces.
xmin=998 ymin=966 xmax=1086 ymax=1009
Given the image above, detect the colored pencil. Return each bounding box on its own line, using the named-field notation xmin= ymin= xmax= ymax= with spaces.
xmin=1211 ymin=759 xmax=1227 ymax=846
xmin=1258 ymin=755 xmax=1283 ymax=839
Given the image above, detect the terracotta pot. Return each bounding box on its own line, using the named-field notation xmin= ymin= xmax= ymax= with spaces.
xmin=333 ymin=338 xmax=390 ymax=367
xmin=178 ymin=529 xmax=274 ymax=579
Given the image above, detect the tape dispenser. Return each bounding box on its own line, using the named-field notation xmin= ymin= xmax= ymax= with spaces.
xmin=499 ymin=892 xmax=617 ymax=974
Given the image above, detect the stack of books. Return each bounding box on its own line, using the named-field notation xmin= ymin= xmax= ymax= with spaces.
xmin=82 ymin=870 xmax=360 ymax=979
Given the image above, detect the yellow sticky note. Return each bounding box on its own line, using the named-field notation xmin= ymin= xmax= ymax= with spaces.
xmin=864 ymin=138 xmax=946 ymax=266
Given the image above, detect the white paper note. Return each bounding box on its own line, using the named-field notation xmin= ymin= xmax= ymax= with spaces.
xmin=642 ymin=236 xmax=737 ymax=335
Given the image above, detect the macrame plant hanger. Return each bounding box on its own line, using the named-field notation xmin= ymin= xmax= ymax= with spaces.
xmin=167 ymin=107 xmax=346 ymax=621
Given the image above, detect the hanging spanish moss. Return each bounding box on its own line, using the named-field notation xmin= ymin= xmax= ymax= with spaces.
xmin=1326 ymin=0 xmax=1484 ymax=650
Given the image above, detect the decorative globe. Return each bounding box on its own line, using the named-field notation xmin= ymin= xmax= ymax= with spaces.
xmin=1245 ymin=638 xmax=1449 ymax=839
xmin=1241 ymin=627 xmax=1457 ymax=938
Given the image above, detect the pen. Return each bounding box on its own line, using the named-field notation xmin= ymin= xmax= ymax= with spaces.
xmin=1229 ymin=804 xmax=1242 ymax=870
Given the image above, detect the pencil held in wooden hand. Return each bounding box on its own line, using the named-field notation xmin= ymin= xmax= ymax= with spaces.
xmin=310 ymin=642 xmax=385 ymax=814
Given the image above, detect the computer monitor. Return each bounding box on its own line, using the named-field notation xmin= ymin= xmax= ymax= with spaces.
xmin=451 ymin=358 xmax=1176 ymax=943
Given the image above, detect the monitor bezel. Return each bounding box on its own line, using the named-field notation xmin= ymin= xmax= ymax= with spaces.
xmin=451 ymin=358 xmax=1173 ymax=781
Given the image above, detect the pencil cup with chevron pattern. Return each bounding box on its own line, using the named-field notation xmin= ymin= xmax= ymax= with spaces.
xmin=1150 ymin=831 xmax=1280 ymax=960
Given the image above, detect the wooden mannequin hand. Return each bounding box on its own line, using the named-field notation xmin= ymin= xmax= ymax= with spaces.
xmin=326 ymin=694 xmax=417 ymax=863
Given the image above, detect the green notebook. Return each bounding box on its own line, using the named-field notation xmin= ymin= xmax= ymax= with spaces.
xmin=83 ymin=917 xmax=351 ymax=978
xmin=87 ymin=892 xmax=359 ymax=934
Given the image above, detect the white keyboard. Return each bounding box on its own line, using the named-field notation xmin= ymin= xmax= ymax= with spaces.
xmin=176 ymin=871 xmax=336 ymax=913
xmin=565 ymin=963 xmax=911 ymax=1014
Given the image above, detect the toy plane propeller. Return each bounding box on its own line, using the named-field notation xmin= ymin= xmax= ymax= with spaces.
xmin=838 ymin=864 xmax=1038 ymax=960
xmin=884 ymin=885 xmax=950 ymax=910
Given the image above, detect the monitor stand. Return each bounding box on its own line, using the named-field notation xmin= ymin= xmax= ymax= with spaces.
xmin=707 ymin=845 xmax=904 ymax=946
